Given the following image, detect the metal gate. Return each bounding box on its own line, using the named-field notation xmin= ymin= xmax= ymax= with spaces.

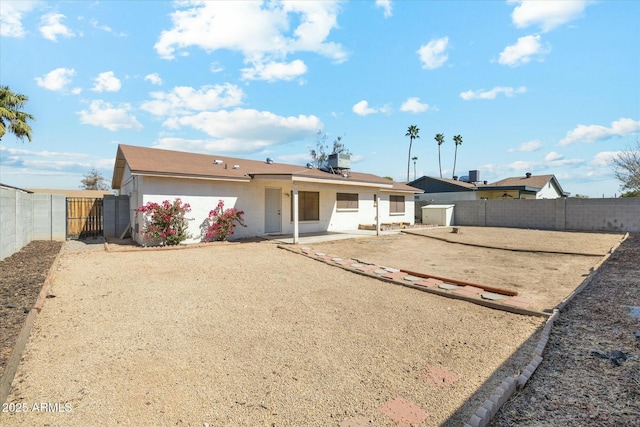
xmin=66 ymin=197 xmax=103 ymax=239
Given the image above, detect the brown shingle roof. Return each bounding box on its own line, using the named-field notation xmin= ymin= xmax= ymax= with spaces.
xmin=112 ymin=144 xmax=420 ymax=193
xmin=487 ymin=174 xmax=555 ymax=189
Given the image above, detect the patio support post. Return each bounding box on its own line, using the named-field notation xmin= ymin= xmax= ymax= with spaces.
xmin=376 ymin=191 xmax=381 ymax=235
xmin=293 ymin=185 xmax=299 ymax=244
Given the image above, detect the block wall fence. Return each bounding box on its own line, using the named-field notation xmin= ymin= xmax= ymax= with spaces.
xmin=1 ymin=187 xmax=66 ymax=260
xmin=433 ymin=198 xmax=640 ymax=232
xmin=1 ymin=189 xmax=129 ymax=260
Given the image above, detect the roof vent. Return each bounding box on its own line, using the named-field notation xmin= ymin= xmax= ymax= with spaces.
xmin=526 ymin=172 xmax=532 ymax=178
xmin=214 ymin=159 xmax=223 ymax=165
xmin=266 ymin=158 xmax=274 ymax=164
xmin=306 ymin=163 xmax=313 ymax=169
xmin=233 ymin=164 xmax=240 ymax=169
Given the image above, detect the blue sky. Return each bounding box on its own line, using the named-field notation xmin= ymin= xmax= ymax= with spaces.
xmin=1 ymin=0 xmax=638 ymax=197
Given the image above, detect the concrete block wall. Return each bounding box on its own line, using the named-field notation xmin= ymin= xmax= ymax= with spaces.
xmin=32 ymin=194 xmax=66 ymax=240
xmin=103 ymin=195 xmax=130 ymax=238
xmin=565 ymin=198 xmax=640 ymax=231
xmin=485 ymin=199 xmax=556 ymax=229
xmin=1 ymin=188 xmax=19 ymax=260
xmin=452 ymin=198 xmax=640 ymax=232
xmin=0 ymin=187 xmax=66 ymax=261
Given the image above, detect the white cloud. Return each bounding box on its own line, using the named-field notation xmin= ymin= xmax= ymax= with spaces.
xmin=277 ymin=153 xmax=316 ymax=164
xmin=510 ymin=0 xmax=588 ymax=32
xmin=460 ymin=86 xmax=527 ymax=100
xmin=35 ymin=68 xmax=76 ymax=91
xmin=417 ymin=37 xmax=449 ymax=70
xmin=144 ymin=73 xmax=163 ymax=86
xmin=544 ymin=151 xmax=563 ymax=161
xmin=92 ymin=71 xmax=121 ymax=92
xmin=210 ymin=62 xmax=224 ymax=73
xmin=376 ymin=0 xmax=392 ymax=18
xmin=0 ymin=0 xmax=38 ymax=37
xmin=507 ymin=160 xmax=538 ymax=171
xmin=400 ymin=97 xmax=430 ymax=113
xmin=154 ymin=108 xmax=322 ymax=153
xmin=140 ymin=84 xmax=245 ymax=116
xmin=498 ymin=34 xmax=549 ymax=67
xmin=591 ymin=151 xmax=620 ymax=167
xmin=509 ymin=140 xmax=542 ymax=152
xmin=559 ymin=118 xmax=640 ymax=146
xmin=39 ymin=13 xmax=75 ymax=41
xmin=78 ymin=100 xmax=143 ymax=131
xmin=352 ymin=100 xmax=390 ymax=116
xmin=154 ymin=1 xmax=346 ymax=81
xmin=241 ymin=59 xmax=308 ymax=82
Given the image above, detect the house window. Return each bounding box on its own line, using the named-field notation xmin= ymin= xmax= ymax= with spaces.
xmin=389 ymin=195 xmax=405 ymax=214
xmin=337 ymin=193 xmax=358 ymax=210
xmin=291 ymin=191 xmax=319 ymax=221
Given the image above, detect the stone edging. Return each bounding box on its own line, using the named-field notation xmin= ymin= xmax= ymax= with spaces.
xmin=462 ymin=232 xmax=630 ymax=427
xmin=0 ymin=242 xmax=65 ymax=406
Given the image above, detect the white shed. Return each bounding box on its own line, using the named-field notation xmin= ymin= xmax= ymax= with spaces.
xmin=421 ymin=204 xmax=454 ymax=226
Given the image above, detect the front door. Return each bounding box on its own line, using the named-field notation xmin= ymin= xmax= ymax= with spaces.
xmin=264 ymin=188 xmax=281 ymax=233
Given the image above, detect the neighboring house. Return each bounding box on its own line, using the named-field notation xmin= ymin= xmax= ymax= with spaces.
xmin=111 ymin=144 xmax=421 ymax=244
xmin=480 ymin=173 xmax=569 ymax=199
xmin=411 ymin=172 xmax=568 ymax=202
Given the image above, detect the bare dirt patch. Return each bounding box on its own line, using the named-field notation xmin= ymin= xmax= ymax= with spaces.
xmin=489 ymin=233 xmax=640 ymax=427
xmin=0 ymin=228 xmax=632 ymax=427
xmin=2 ymin=240 xmax=544 ymax=426
xmin=307 ymin=227 xmax=625 ymax=312
xmin=0 ymin=241 xmax=62 ymax=380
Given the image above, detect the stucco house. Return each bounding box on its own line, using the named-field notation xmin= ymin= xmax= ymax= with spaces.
xmin=111 ymin=144 xmax=421 ymax=244
xmin=411 ymin=172 xmax=568 ymax=202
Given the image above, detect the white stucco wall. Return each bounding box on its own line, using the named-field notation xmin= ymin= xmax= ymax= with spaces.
xmin=130 ymin=175 xmax=415 ymax=244
xmin=536 ymin=181 xmax=562 ymax=199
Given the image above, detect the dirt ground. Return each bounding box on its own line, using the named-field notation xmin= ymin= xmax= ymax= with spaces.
xmin=0 ymin=227 xmax=632 ymax=427
xmin=308 ymin=227 xmax=626 ymax=312
xmin=0 ymin=240 xmax=63 ymax=380
xmin=490 ymin=232 xmax=640 ymax=427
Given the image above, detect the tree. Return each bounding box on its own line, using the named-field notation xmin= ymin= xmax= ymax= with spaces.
xmin=611 ymin=138 xmax=640 ymax=196
xmin=405 ymin=125 xmax=420 ymax=181
xmin=434 ymin=133 xmax=445 ymax=178
xmin=0 ymin=86 xmax=35 ymax=142
xmin=81 ymin=168 xmax=110 ymax=190
xmin=310 ymin=130 xmax=350 ymax=168
xmin=452 ymin=134 xmax=463 ymax=178
xmin=412 ymin=156 xmax=418 ymax=180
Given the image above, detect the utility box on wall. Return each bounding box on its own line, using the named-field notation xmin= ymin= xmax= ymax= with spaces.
xmin=421 ymin=204 xmax=455 ymax=226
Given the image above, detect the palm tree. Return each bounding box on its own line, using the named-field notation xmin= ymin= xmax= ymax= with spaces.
xmin=452 ymin=134 xmax=463 ymax=178
xmin=412 ymin=156 xmax=418 ymax=180
xmin=0 ymin=86 xmax=35 ymax=142
xmin=405 ymin=125 xmax=420 ymax=181
xmin=435 ymin=133 xmax=445 ymax=178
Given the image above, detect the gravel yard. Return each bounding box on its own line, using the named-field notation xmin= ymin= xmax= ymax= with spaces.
xmin=0 ymin=227 xmax=630 ymax=426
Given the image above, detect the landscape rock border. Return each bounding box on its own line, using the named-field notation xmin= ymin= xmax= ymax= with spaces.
xmin=0 ymin=242 xmax=65 ymax=406
xmin=462 ymin=232 xmax=630 ymax=427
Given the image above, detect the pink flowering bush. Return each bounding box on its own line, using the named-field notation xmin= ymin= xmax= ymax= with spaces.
xmin=136 ymin=198 xmax=192 ymax=246
xmin=204 ymin=200 xmax=246 ymax=242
